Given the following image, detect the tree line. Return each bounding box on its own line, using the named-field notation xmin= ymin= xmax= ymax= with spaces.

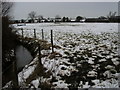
xmin=13 ymin=11 xmax=120 ymax=24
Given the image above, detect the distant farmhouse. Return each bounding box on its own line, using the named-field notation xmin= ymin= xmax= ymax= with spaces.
xmin=54 ymin=15 xmax=62 ymax=23
xmin=80 ymin=18 xmax=86 ymax=22
xmin=70 ymin=18 xmax=76 ymax=22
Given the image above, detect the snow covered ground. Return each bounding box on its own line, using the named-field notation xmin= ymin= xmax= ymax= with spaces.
xmin=12 ymin=23 xmax=120 ymax=88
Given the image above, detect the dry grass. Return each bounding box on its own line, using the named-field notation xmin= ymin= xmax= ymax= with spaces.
xmin=26 ymin=62 xmax=49 ymax=84
xmin=24 ymin=60 xmax=53 ymax=88
xmin=48 ymin=52 xmax=62 ymax=59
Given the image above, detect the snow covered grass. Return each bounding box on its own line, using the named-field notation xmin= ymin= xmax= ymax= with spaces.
xmin=13 ymin=23 xmax=120 ymax=88
xmin=18 ymin=57 xmax=38 ymax=87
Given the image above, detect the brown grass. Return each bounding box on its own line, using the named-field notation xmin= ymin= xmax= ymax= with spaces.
xmin=48 ymin=52 xmax=62 ymax=59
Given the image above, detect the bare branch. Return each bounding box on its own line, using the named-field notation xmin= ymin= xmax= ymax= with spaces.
xmin=1 ymin=1 xmax=13 ymax=17
xmin=28 ymin=11 xmax=36 ymax=20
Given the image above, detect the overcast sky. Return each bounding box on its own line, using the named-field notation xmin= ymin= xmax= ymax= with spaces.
xmin=12 ymin=2 xmax=118 ymax=20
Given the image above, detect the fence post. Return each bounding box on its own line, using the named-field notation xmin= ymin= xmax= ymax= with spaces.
xmin=41 ymin=29 xmax=44 ymax=40
xmin=21 ymin=28 xmax=23 ymax=38
xmin=34 ymin=29 xmax=36 ymax=38
xmin=38 ymin=44 xmax=42 ymax=65
xmin=51 ymin=30 xmax=54 ymax=53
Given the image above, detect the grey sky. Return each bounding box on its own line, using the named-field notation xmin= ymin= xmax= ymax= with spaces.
xmin=12 ymin=2 xmax=118 ymax=20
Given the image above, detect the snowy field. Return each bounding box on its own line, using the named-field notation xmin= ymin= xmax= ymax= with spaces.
xmin=12 ymin=23 xmax=120 ymax=88
xmin=14 ymin=23 xmax=118 ymax=38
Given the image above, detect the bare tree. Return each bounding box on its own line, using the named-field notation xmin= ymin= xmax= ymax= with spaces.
xmin=28 ymin=11 xmax=36 ymax=23
xmin=76 ymin=16 xmax=83 ymax=22
xmin=107 ymin=11 xmax=117 ymax=22
xmin=107 ymin=11 xmax=117 ymax=19
xmin=0 ymin=1 xmax=13 ymax=17
xmin=37 ymin=15 xmax=43 ymax=19
xmin=55 ymin=15 xmax=61 ymax=19
xmin=37 ymin=15 xmax=43 ymax=23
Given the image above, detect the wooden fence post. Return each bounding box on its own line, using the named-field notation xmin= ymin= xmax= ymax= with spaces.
xmin=38 ymin=44 xmax=42 ymax=65
xmin=34 ymin=29 xmax=36 ymax=38
xmin=51 ymin=30 xmax=54 ymax=53
xmin=21 ymin=28 xmax=23 ymax=38
xmin=41 ymin=29 xmax=44 ymax=40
